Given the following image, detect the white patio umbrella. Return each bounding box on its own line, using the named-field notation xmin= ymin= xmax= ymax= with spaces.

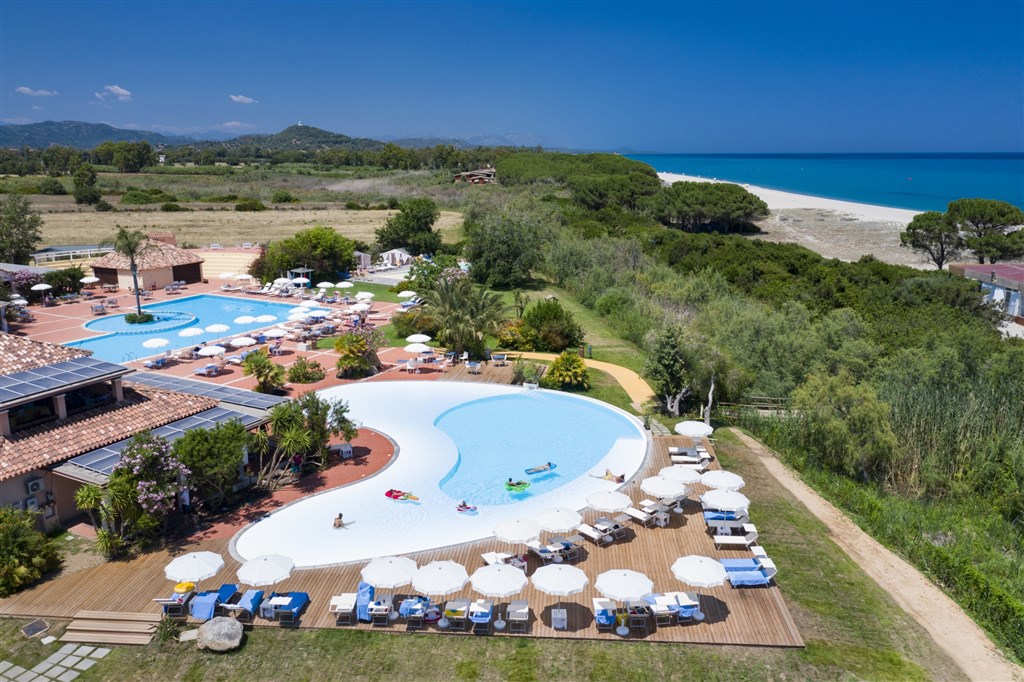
xmin=237 ymin=554 xmax=294 ymax=586
xmin=470 ymin=564 xmax=528 ymax=599
xmin=641 ymin=476 xmax=687 ymax=501
xmin=587 ymin=490 xmax=632 ymax=513
xmin=218 ymin=272 xmax=236 ymax=280
xmin=234 ymin=315 xmax=256 ymax=325
xmin=165 ymin=551 xmax=224 ymax=583
xmin=254 ymin=314 xmax=277 ymax=324
xmin=397 ymin=290 xmax=417 ymax=298
xmin=701 ymin=470 xmax=745 ymax=491
xmin=701 ymin=489 xmax=750 ymax=513
xmin=405 ymin=333 xmax=432 ymax=343
xmin=412 ymin=560 xmax=470 ymax=629
xmin=404 ymin=342 xmax=431 ymax=354
xmin=287 ymin=313 xmax=310 ymax=322
xmin=11 ymin=298 xmax=27 ymax=304
xmin=274 ymin=277 xmax=292 ymax=285
xmin=314 ymin=281 xmax=334 ymax=289
xmin=307 ymin=309 xmax=329 ymax=319
xmin=229 ymin=336 xmax=257 ymax=347
xmin=671 ymin=556 xmax=726 ymax=588
xmin=493 ymin=518 xmax=542 ymax=544
xmin=534 ymin=507 xmax=583 ymax=534
xmin=263 ymin=328 xmax=288 ymax=338
xmin=659 ymin=466 xmax=702 ymax=485
xmin=79 ymin=276 xmax=100 ymax=284
xmin=595 ymin=569 xmax=654 ymax=602
xmin=336 ymin=281 xmax=354 ymax=289
xmin=350 ymin=303 xmax=371 ymax=312
xmin=197 ymin=345 xmax=226 ymax=357
xmin=532 ymin=564 xmax=589 ymax=631
xmin=205 ymin=323 xmax=230 ymax=333
xmin=234 ymin=273 xmax=253 ymax=281
xmin=300 ymin=300 xmax=322 ymax=308
xmin=675 ymin=420 xmax=714 ymax=438
xmin=292 ymin=277 xmax=310 ymax=285
xmin=361 ymin=556 xmax=418 ymax=590
xmin=30 ymin=283 xmax=52 ymax=291
xmin=355 ymin=291 xmax=375 ymax=300
xmin=142 ymin=337 xmax=170 ymax=349
xmin=288 ymin=306 xmax=309 ymax=314
xmin=178 ymin=327 xmax=205 ymax=338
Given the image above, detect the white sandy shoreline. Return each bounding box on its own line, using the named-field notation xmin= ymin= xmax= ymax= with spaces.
xmin=658 ymin=171 xmax=921 ymax=225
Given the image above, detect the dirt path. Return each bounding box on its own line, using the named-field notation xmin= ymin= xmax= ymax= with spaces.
xmin=730 ymin=428 xmax=1023 ymax=682
xmin=514 ymin=352 xmax=655 ymax=409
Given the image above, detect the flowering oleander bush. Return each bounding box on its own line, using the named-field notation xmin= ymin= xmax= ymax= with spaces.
xmin=111 ymin=432 xmax=190 ymax=517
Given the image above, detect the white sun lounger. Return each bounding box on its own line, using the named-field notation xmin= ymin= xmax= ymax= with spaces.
xmin=714 ymin=523 xmax=759 ymax=549
xmin=577 ymin=523 xmax=613 ymax=545
xmin=507 ymin=600 xmax=530 ymax=633
xmin=624 ymin=507 xmax=656 ymax=527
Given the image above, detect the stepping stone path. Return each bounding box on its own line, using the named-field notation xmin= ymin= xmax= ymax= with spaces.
xmin=0 ymin=644 xmax=109 ymax=682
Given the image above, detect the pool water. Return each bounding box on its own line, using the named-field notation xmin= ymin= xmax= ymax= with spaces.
xmin=436 ymin=391 xmax=640 ymax=505
xmin=67 ymin=294 xmax=303 ymax=363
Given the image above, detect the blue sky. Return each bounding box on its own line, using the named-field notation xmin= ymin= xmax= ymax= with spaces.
xmin=1 ymin=1 xmax=1022 ymax=152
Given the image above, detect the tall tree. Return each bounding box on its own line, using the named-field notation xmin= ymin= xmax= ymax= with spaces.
xmin=102 ymin=226 xmax=155 ymax=315
xmin=72 ymin=162 xmax=100 ymax=205
xmin=464 ymin=200 xmax=554 ymax=288
xmin=644 ymin=323 xmax=692 ymax=417
xmin=646 ymin=181 xmax=769 ymax=232
xmin=899 ymin=211 xmax=964 ymax=269
xmin=375 ymin=198 xmax=441 ymax=255
xmin=946 ymin=198 xmax=1024 ymax=264
xmin=0 ymin=195 xmax=43 ymax=264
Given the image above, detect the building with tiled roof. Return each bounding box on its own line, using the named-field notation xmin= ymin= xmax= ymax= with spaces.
xmin=90 ymin=239 xmax=205 ymax=291
xmin=0 ymin=334 xmax=92 ymax=374
xmin=950 ymin=262 xmax=1024 ymax=323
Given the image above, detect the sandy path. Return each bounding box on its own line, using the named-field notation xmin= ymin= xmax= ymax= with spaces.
xmin=729 ymin=428 xmax=1023 ymax=682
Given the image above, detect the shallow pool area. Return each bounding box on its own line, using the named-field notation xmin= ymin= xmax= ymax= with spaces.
xmin=231 ymin=381 xmax=649 ymax=567
xmin=66 ymin=294 xmax=305 ymax=362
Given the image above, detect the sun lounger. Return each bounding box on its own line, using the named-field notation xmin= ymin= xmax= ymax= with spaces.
xmin=577 ymin=523 xmax=613 ymax=545
xmin=91 ymin=304 xmax=107 ymax=315
xmin=469 ymin=599 xmax=493 ymax=635
xmin=268 ymin=591 xmax=309 ymax=627
xmin=210 ymin=243 xmax=222 ymax=249
xmin=506 ymin=600 xmax=530 ymax=633
xmin=154 ymin=591 xmax=193 ymax=618
xmin=624 ymin=507 xmax=656 ymax=527
xmin=661 ymin=591 xmax=703 ymax=623
xmin=190 ymin=583 xmax=239 ymax=621
xmin=721 ymin=558 xmax=762 ymax=572
xmin=369 ymin=594 xmax=394 ymax=627
xmin=356 ymin=581 xmax=375 ymax=622
xmin=445 ymin=599 xmax=470 ymax=632
xmin=727 ymin=558 xmax=777 ymax=587
xmin=526 ymin=539 xmax=561 ymax=564
xmin=398 ymin=596 xmax=431 ymax=630
xmin=221 ymin=589 xmax=263 ymax=623
xmin=592 ymin=598 xmax=617 ymax=633
xmin=330 ymin=593 xmax=357 ymax=625
xmin=713 ymin=523 xmax=759 ymax=549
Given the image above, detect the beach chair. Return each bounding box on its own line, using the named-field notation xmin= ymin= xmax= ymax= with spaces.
xmin=526 ymin=539 xmax=561 ymax=564
xmin=223 ymin=589 xmax=263 ymax=623
xmin=507 ymin=600 xmax=530 ymax=633
xmin=592 ymin=598 xmax=617 ymax=633
xmin=154 ymin=591 xmax=193 ymax=619
xmin=91 ymin=303 xmax=107 ymax=315
xmin=144 ymin=356 xmax=167 ymax=370
xmin=193 ymin=363 xmax=220 ymax=377
xmin=714 ymin=523 xmax=759 ymax=549
xmin=273 ymin=591 xmax=310 ymax=627
xmin=106 ymin=298 xmax=119 ymax=307
xmin=356 ymin=581 xmax=375 ymax=622
xmin=398 ymin=596 xmax=430 ymax=630
xmin=727 ymin=559 xmax=777 ymax=588
xmin=210 ymin=243 xmax=222 ymax=249
xmin=241 ymin=242 xmax=253 ymax=249
xmin=625 ymin=507 xmax=656 ymax=527
xmin=370 ymin=594 xmax=394 ymax=627
xmin=16 ymin=309 xmax=36 ymax=322
xmin=330 ymin=593 xmax=358 ymax=626
xmin=662 ymin=592 xmax=703 ymax=623
xmin=190 ymin=583 xmax=239 ymax=621
xmin=577 ymin=523 xmax=612 ymax=545
xmin=445 ymin=599 xmax=470 ymax=632
xmin=469 ymin=599 xmax=493 ymax=635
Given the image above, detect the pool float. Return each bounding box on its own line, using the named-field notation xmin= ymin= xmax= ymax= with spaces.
xmin=504 ymin=480 xmax=531 ymax=493
xmin=385 ymin=489 xmax=419 ymax=501
xmin=456 ymin=503 xmax=477 ymax=513
xmin=525 ymin=462 xmax=557 ymax=475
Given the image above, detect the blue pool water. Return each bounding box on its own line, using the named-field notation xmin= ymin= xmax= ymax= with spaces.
xmin=67 ymin=294 xmax=303 ymax=363
xmin=628 ymin=153 xmax=1024 ymax=212
xmin=436 ymin=392 xmax=641 ymax=505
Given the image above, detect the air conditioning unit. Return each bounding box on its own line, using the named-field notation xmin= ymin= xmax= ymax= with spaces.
xmin=25 ymin=479 xmax=44 ymax=495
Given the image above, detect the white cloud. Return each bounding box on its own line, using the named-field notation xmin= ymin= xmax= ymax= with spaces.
xmin=15 ymin=86 xmax=57 ymax=97
xmin=228 ymin=94 xmax=257 ymax=104
xmin=217 ymin=121 xmax=254 ymax=131
xmin=31 ymin=105 xmax=44 ymax=111
xmin=94 ymin=84 xmax=133 ymax=103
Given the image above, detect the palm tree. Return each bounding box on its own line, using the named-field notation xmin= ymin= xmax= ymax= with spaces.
xmin=73 ymin=484 xmax=103 ymax=532
xmin=419 ymin=277 xmax=507 ymax=357
xmin=102 ymin=226 xmax=156 ymax=315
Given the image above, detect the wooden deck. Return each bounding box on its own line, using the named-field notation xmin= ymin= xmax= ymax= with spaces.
xmin=0 ymin=436 xmax=802 ymax=648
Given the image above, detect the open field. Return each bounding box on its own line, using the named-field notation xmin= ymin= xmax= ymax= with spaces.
xmin=28 ymin=195 xmax=464 ymax=248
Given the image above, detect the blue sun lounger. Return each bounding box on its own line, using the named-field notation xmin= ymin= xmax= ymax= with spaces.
xmin=190 ymin=583 xmax=239 ymax=621
xmin=720 ymin=558 xmax=762 ymax=573
xmin=223 ymin=589 xmax=263 ymax=623
xmin=469 ymin=600 xmax=493 ymax=635
xmin=727 ymin=559 xmax=777 ymax=588
xmin=266 ymin=591 xmax=310 ymax=627
xmin=703 ymin=510 xmax=743 ymax=522
xmin=356 ymin=581 xmax=375 ymax=622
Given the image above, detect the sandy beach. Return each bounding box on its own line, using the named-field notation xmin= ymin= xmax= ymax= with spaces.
xmin=658 ymin=172 xmax=931 ymax=268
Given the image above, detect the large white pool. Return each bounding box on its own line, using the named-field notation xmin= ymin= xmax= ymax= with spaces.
xmin=231 ymin=381 xmax=649 ymax=567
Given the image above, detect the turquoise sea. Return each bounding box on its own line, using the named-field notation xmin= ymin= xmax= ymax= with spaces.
xmin=627 ymin=153 xmax=1024 ymax=212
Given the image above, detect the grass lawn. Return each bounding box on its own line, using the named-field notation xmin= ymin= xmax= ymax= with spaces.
xmin=0 ymin=427 xmax=960 ymax=681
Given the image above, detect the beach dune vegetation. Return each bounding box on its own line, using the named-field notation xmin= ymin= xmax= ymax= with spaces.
xmin=645 ymin=181 xmax=769 ymax=232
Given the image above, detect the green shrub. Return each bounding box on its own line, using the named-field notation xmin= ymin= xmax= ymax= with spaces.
xmin=511 ymin=359 xmax=544 ymax=385
xmin=154 ymin=615 xmax=182 ymax=644
xmin=94 ymin=199 xmax=115 ymax=212
xmin=124 ymin=312 xmax=154 ymax=324
xmin=236 ymin=198 xmax=267 ymax=212
xmin=390 ymin=311 xmax=439 ymax=338
xmin=272 ymin=190 xmax=299 ymax=203
xmin=0 ymin=507 xmax=62 ymax=597
xmin=203 ymin=193 xmax=238 ymax=202
xmin=496 ymin=318 xmax=538 ymax=351
xmin=160 ymin=202 xmax=190 ymax=212
xmin=522 ymin=299 xmax=585 ymax=352
xmin=38 ymin=177 xmax=67 ymax=195
xmin=286 ymin=357 xmax=326 ymax=383
xmin=541 ymin=350 xmax=589 ymax=390
xmin=74 ymin=185 xmax=101 ymax=205
xmin=120 ymin=188 xmax=178 ymax=205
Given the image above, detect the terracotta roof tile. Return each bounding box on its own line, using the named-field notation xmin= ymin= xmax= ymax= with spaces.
xmin=0 ymin=386 xmax=218 ymax=481
xmin=0 ymin=334 xmax=93 ymax=374
xmin=90 ymin=240 xmax=204 ymax=271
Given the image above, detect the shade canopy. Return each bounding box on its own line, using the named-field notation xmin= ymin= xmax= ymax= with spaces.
xmin=288 ymin=307 xmax=309 ymax=315
xmin=30 ymin=283 xmax=52 ymax=291
xmin=80 ymin=276 xmax=100 ymax=283
xmin=142 ymin=337 xmax=170 ymax=349
xmin=671 ymin=556 xmax=727 ymax=588
xmin=350 ymin=303 xmax=371 ymax=312
xmin=403 ymin=343 xmax=431 ymax=354
xmin=234 ymin=315 xmax=256 ymax=325
xmin=595 ymin=569 xmax=654 ymax=601
xmin=640 ymin=476 xmax=688 ymax=500
xmin=355 ymin=291 xmax=375 ymax=300
xmin=360 ymin=556 xmax=418 ymax=589
xmin=470 ymin=564 xmax=529 ymax=598
xmin=274 ymin=277 xmax=292 ymax=285
xmin=229 ymin=337 xmax=257 ymax=347
xmin=237 ymin=554 xmax=294 ymax=586
xmin=397 ymin=291 xmax=417 ymax=298
xmin=701 ymin=470 xmax=745 ymax=491
xmin=263 ymin=328 xmax=288 ymax=338
xmin=197 ymin=345 xmax=226 ymax=357
xmin=165 ymin=551 xmax=224 ymax=582
xmin=300 ymin=300 xmax=322 ymax=308
xmin=531 ymin=564 xmax=589 ymax=597
xmin=235 ymin=273 xmax=253 ymax=281
xmin=411 ymin=560 xmax=469 ymax=596
xmin=405 ymin=333 xmax=432 ymax=343
xmin=205 ymin=323 xmax=230 ymax=333
xmin=675 ymin=421 xmax=714 ymax=438
xmin=292 ymin=277 xmax=310 ymax=284
xmin=178 ymin=327 xmax=205 ymax=338
xmin=287 ymin=313 xmax=310 ymax=322
xmin=493 ymin=518 xmax=542 ymax=544
xmin=701 ymin=489 xmax=750 ymax=512
xmin=587 ymin=490 xmax=632 ymax=513
xmin=534 ymin=507 xmax=583 ymax=534
xmin=307 ymin=310 xmax=329 ymax=319
xmin=658 ymin=466 xmax=702 ymax=485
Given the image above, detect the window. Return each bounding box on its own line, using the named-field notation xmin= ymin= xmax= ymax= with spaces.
xmin=10 ymin=398 xmax=56 ymax=431
xmin=65 ymin=384 xmax=113 ymax=416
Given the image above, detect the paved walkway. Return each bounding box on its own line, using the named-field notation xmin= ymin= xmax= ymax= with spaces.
xmin=1 ymin=643 xmax=109 ymax=682
xmin=515 ymin=352 xmax=655 ymax=409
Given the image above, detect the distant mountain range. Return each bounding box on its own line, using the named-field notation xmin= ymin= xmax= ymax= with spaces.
xmin=0 ymin=120 xmax=552 ymax=152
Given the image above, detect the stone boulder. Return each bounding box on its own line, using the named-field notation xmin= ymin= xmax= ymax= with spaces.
xmin=196 ymin=616 xmax=244 ymax=651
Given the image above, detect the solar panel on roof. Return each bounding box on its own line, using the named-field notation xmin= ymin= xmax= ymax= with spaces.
xmin=126 ymin=372 xmax=289 ymax=410
xmin=2 ymin=356 xmax=128 ymax=407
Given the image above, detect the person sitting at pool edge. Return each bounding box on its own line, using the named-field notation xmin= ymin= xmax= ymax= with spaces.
xmin=333 ymin=513 xmax=346 ymax=528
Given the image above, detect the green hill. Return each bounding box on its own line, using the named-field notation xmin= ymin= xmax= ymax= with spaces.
xmin=0 ymin=120 xmax=193 ymax=149
xmin=197 ymin=124 xmax=386 ymax=152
